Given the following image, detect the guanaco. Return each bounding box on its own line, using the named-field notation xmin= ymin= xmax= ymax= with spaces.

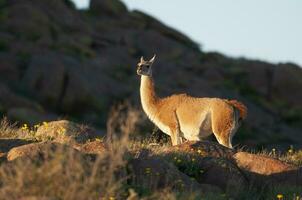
xmin=137 ymin=55 xmax=247 ymax=148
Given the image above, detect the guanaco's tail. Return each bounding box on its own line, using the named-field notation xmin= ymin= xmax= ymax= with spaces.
xmin=225 ymin=100 xmax=248 ymax=120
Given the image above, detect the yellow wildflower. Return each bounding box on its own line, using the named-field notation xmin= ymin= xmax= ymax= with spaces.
xmin=145 ymin=167 xmax=151 ymax=174
xmin=288 ymin=145 xmax=294 ymax=154
xmin=58 ymin=127 xmax=66 ymax=135
xmin=177 ymin=159 xmax=182 ymax=163
xmin=43 ymin=121 xmax=48 ymax=127
xmin=21 ymin=124 xmax=28 ymax=130
xmin=277 ymin=194 xmax=283 ymax=200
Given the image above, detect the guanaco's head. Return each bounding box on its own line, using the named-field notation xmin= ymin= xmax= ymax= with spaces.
xmin=137 ymin=55 xmax=156 ymax=76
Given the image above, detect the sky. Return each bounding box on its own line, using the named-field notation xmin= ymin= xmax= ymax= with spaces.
xmin=72 ymin=0 xmax=302 ymax=66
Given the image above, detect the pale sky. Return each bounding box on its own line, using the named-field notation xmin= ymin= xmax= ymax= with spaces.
xmin=72 ymin=0 xmax=302 ymax=66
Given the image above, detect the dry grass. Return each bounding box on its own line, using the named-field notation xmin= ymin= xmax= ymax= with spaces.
xmin=0 ymin=104 xmax=132 ymax=200
xmin=0 ymin=117 xmax=38 ymax=141
xmin=250 ymin=147 xmax=302 ymax=167
xmin=1 ymin=103 xmax=302 ymax=199
xmin=0 ymin=146 xmax=126 ymax=200
xmin=0 ymin=117 xmax=21 ymax=139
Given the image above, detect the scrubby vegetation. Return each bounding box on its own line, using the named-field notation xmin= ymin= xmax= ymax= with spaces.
xmin=0 ymin=104 xmax=302 ymax=200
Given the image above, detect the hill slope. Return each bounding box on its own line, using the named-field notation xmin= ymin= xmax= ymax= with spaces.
xmin=0 ymin=0 xmax=301 ymax=148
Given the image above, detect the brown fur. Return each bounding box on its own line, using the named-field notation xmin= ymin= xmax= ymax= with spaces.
xmin=137 ymin=57 xmax=248 ymax=148
xmin=224 ymin=100 xmax=248 ymax=120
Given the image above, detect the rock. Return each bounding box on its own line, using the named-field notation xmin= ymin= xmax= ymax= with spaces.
xmin=0 ymin=83 xmax=42 ymax=111
xmin=89 ymin=0 xmax=127 ymax=16
xmin=272 ymin=63 xmax=302 ymax=107
xmin=195 ymin=157 xmax=247 ymax=192
xmin=0 ymin=152 xmax=6 ymax=163
xmin=165 ymin=141 xmax=235 ymax=159
xmin=0 ymin=53 xmax=18 ymax=82
xmin=78 ymin=140 xmax=106 ymax=154
xmin=7 ymin=107 xmax=57 ymax=125
xmin=233 ymin=152 xmax=297 ymax=175
xmin=129 ymin=11 xmax=199 ymax=50
xmin=128 ymin=157 xmax=222 ymax=194
xmin=7 ymin=142 xmax=71 ymax=161
xmin=35 ymin=120 xmax=98 ymax=144
xmin=19 ymin=196 xmax=56 ymax=200
xmin=5 ymin=2 xmax=50 ymax=35
xmin=0 ymin=138 xmax=33 ymax=153
xmin=22 ymin=53 xmax=66 ymax=108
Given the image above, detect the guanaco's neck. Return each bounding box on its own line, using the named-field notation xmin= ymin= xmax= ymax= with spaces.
xmin=140 ymin=75 xmax=159 ymax=119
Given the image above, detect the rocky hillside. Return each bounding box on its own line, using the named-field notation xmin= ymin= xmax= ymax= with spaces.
xmin=0 ymin=0 xmax=301 ymax=149
xmin=0 ymin=119 xmax=302 ymax=199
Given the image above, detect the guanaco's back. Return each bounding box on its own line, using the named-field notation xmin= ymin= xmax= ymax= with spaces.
xmin=137 ymin=55 xmax=247 ymax=148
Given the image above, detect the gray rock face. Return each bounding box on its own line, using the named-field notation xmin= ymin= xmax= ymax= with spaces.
xmin=89 ymin=0 xmax=127 ymax=16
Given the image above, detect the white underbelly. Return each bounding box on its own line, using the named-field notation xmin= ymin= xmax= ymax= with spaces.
xmin=181 ymin=111 xmax=212 ymax=140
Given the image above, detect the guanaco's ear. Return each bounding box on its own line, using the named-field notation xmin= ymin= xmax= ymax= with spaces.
xmin=149 ymin=54 xmax=156 ymax=63
xmin=140 ymin=56 xmax=144 ymax=63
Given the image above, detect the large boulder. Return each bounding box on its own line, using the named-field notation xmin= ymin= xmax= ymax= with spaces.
xmin=128 ymin=156 xmax=222 ymax=194
xmin=22 ymin=53 xmax=66 ymax=108
xmin=233 ymin=152 xmax=297 ymax=175
xmin=7 ymin=141 xmax=71 ymax=161
xmin=6 ymin=140 xmax=106 ymax=161
xmin=35 ymin=120 xmax=99 ymax=144
xmin=160 ymin=141 xmax=301 ymax=189
xmin=0 ymin=83 xmax=42 ymax=111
